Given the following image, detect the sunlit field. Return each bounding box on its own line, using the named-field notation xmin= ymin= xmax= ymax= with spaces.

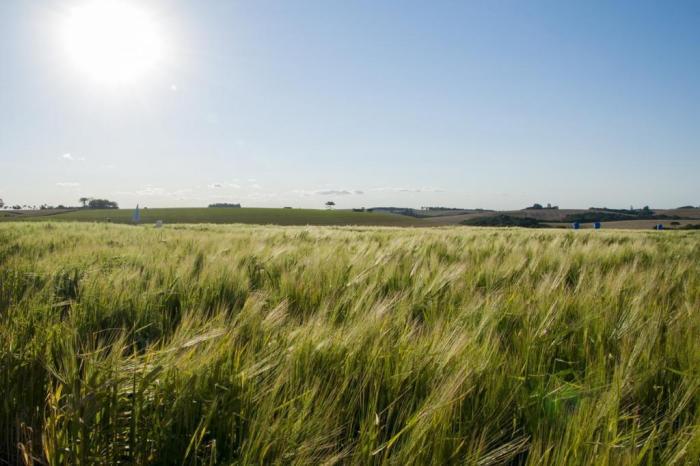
xmin=0 ymin=208 xmax=421 ymax=227
xmin=1 ymin=223 xmax=699 ymax=465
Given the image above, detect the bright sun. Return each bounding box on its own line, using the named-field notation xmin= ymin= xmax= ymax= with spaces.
xmin=61 ymin=0 xmax=165 ymax=86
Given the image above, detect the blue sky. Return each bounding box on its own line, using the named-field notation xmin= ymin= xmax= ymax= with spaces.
xmin=1 ymin=0 xmax=698 ymax=209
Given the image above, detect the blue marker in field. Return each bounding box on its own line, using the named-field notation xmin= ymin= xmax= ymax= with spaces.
xmin=655 ymin=224 xmax=663 ymax=230
xmin=132 ymin=204 xmax=141 ymax=224
xmin=593 ymin=222 xmax=601 ymax=229
xmin=572 ymin=222 xmax=580 ymax=230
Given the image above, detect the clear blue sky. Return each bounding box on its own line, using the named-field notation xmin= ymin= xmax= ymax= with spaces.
xmin=1 ymin=0 xmax=698 ymax=209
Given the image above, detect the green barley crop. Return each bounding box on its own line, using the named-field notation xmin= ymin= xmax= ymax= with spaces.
xmin=1 ymin=222 xmax=698 ymax=465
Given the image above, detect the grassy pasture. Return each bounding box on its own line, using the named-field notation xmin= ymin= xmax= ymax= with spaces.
xmin=1 ymin=222 xmax=699 ymax=465
xmin=0 ymin=208 xmax=421 ymax=227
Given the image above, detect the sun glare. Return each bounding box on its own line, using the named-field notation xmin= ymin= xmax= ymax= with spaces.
xmin=61 ymin=0 xmax=165 ymax=86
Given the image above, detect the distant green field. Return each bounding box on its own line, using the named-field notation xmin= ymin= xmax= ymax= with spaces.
xmin=0 ymin=207 xmax=421 ymax=226
xmin=4 ymin=207 xmax=699 ymax=229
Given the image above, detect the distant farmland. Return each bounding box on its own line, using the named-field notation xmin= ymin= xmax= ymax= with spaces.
xmin=0 ymin=207 xmax=422 ymax=226
xmin=2 ymin=206 xmax=699 ymax=229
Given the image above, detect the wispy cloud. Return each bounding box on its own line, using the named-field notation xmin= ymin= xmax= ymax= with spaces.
xmin=208 ymin=182 xmax=241 ymax=189
xmin=116 ymin=186 xmax=194 ymax=198
xmin=135 ymin=187 xmax=167 ymax=196
xmin=317 ymin=189 xmax=363 ymax=196
xmin=292 ymin=189 xmax=364 ymax=197
xmin=371 ymin=187 xmax=445 ymax=193
xmin=61 ymin=153 xmax=85 ymax=162
xmin=241 ymin=191 xmax=277 ymax=201
xmin=56 ymin=182 xmax=80 ymax=187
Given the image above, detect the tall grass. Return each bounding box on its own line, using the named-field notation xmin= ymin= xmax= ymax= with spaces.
xmin=1 ymin=222 xmax=698 ymax=465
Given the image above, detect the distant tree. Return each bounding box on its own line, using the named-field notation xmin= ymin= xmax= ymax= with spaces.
xmin=0 ymin=198 xmax=4 ymax=208
xmin=325 ymin=201 xmax=336 ymax=210
xmin=208 ymin=203 xmax=241 ymax=208
xmin=462 ymin=215 xmax=543 ymax=228
xmin=79 ymin=197 xmax=91 ymax=208
xmin=88 ymin=199 xmax=119 ymax=209
xmin=525 ymin=203 xmax=543 ymax=210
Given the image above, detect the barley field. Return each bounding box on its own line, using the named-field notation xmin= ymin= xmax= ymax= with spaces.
xmin=1 ymin=222 xmax=699 ymax=465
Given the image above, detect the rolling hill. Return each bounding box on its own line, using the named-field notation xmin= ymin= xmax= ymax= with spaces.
xmin=1 ymin=206 xmax=698 ymax=229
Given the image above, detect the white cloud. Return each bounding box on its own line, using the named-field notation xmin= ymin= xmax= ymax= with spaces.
xmin=291 ymin=190 xmax=314 ymax=197
xmin=208 ymin=182 xmax=241 ymax=189
xmin=115 ymin=186 xmax=193 ymax=198
xmin=371 ymin=187 xmax=445 ymax=193
xmin=316 ymin=189 xmax=359 ymax=196
xmin=136 ymin=187 xmax=166 ymax=196
xmin=56 ymin=182 xmax=80 ymax=187
xmin=61 ymin=153 xmax=85 ymax=161
xmin=242 ymin=191 xmax=277 ymax=201
xmin=116 ymin=184 xmax=253 ymax=203
xmin=292 ymin=189 xmax=365 ymax=197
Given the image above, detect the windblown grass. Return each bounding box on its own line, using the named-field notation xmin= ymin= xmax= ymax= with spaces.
xmin=1 ymin=222 xmax=698 ymax=465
